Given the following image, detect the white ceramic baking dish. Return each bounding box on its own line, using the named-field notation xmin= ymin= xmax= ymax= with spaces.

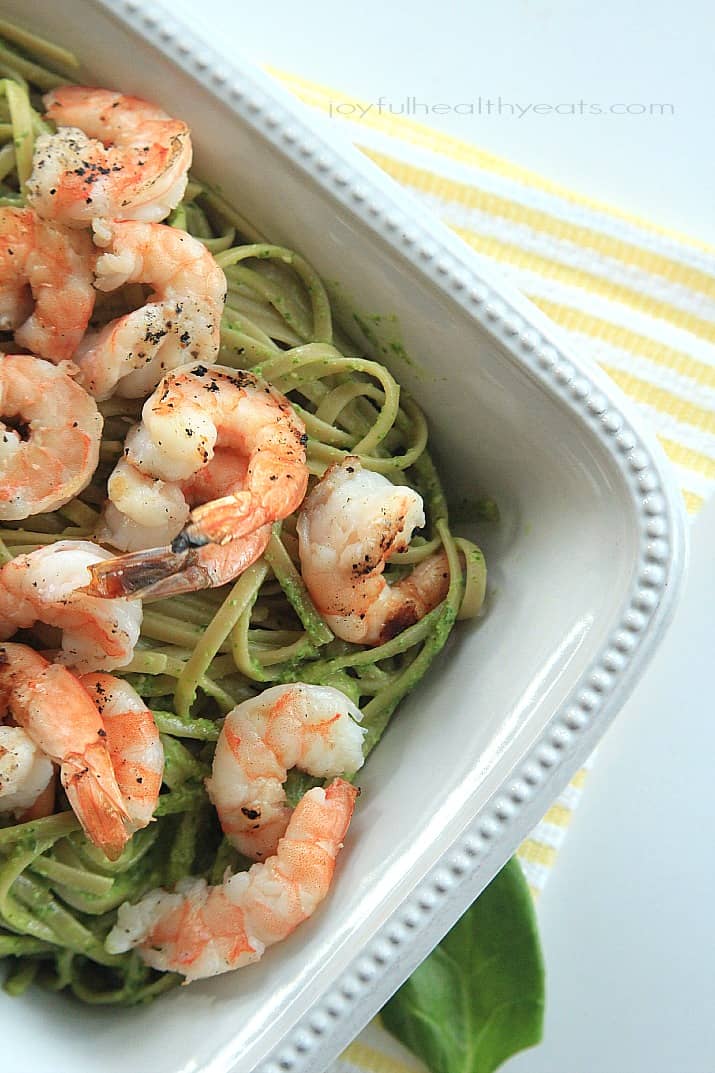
xmin=1 ymin=3 xmax=687 ymax=1071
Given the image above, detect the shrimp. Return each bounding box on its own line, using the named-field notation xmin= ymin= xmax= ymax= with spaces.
xmin=0 ymin=725 xmax=53 ymax=817
xmin=297 ymin=457 xmax=450 ymax=645
xmin=89 ymin=454 xmax=269 ymax=599
xmin=97 ymin=448 xmax=249 ymax=554
xmin=85 ymin=364 xmax=308 ymax=599
xmin=0 ymin=355 xmax=102 ymax=520
xmin=83 ymin=524 xmax=273 ymax=602
xmin=0 ymin=541 xmax=142 ymax=673
xmin=207 ymin=684 xmax=365 ymax=860
xmin=72 ymin=220 xmax=226 ymax=400
xmin=80 ymin=674 xmax=163 ymax=834
xmin=128 ymin=364 xmax=307 ymax=547
xmin=0 ymin=644 xmax=130 ymax=860
xmin=27 ymin=87 xmax=191 ymax=228
xmin=105 ymin=778 xmax=358 ymax=980
xmin=0 ymin=208 xmax=95 ymax=363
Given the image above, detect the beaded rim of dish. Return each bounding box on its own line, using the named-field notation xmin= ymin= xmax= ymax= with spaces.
xmin=100 ymin=4 xmax=683 ymax=1070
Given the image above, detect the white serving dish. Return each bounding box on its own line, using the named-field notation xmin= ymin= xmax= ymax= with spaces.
xmin=1 ymin=3 xmax=687 ymax=1072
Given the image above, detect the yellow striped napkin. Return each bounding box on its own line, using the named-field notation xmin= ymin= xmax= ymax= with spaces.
xmin=268 ymin=69 xmax=715 ymax=1073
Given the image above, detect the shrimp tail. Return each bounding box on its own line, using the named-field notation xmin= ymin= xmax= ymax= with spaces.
xmin=61 ymin=742 xmax=130 ymax=861
xmin=172 ymin=492 xmax=256 ymax=550
xmin=85 ymin=546 xmax=195 ymax=599
xmin=323 ymin=777 xmax=360 ymax=835
xmin=86 ymin=525 xmax=271 ymax=601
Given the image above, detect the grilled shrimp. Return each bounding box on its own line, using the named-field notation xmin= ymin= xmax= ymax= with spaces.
xmin=86 ymin=365 xmax=307 ymax=600
xmin=129 ymin=364 xmax=307 ymax=548
xmin=297 ymin=458 xmax=450 ymax=644
xmin=0 ymin=725 xmax=53 ymax=817
xmin=207 ymin=684 xmax=365 ymax=860
xmin=0 ymin=644 xmax=130 ymax=860
xmin=80 ymin=674 xmax=163 ymax=834
xmin=73 ymin=219 xmax=226 ymax=400
xmin=0 ymin=208 xmax=95 ymax=363
xmin=27 ymin=87 xmax=191 ymax=228
xmin=0 ymin=541 xmax=142 ymax=673
xmin=0 ymin=355 xmax=102 ymax=520
xmin=106 ymin=778 xmax=358 ymax=980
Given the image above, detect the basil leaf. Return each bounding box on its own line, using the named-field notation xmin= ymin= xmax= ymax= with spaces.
xmin=381 ymin=857 xmax=544 ymax=1073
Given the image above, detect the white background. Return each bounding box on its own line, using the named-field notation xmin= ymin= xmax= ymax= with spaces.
xmin=171 ymin=2 xmax=715 ymax=1069
xmin=175 ymin=0 xmax=714 ymax=242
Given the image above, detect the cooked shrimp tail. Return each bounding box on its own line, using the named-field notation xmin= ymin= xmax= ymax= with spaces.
xmin=80 ymin=674 xmax=163 ymax=834
xmin=0 ymin=644 xmax=130 ymax=860
xmin=170 ymin=527 xmax=211 ymax=553
xmin=179 ymin=491 xmax=266 ymax=548
xmin=62 ymin=740 xmax=131 ymax=861
xmin=85 ymin=524 xmax=272 ymax=601
xmin=85 ymin=546 xmax=191 ymax=599
xmin=168 ymin=495 xmax=256 ymax=551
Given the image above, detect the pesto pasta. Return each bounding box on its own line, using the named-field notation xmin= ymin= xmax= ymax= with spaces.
xmin=0 ymin=20 xmax=487 ymax=1003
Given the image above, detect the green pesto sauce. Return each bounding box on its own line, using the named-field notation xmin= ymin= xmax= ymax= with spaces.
xmin=325 ymin=279 xmax=425 ymax=377
xmin=451 ymin=496 xmax=500 ymax=525
xmin=279 ymin=573 xmax=304 ymax=609
xmin=351 ymin=312 xmax=422 ymax=375
xmin=416 ymin=458 xmax=446 ymax=511
xmin=433 ymin=604 xmax=457 ymax=649
xmin=284 ymin=770 xmax=323 ymax=809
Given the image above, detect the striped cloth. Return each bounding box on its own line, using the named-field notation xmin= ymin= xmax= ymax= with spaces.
xmin=269 ymin=69 xmax=715 ymax=1073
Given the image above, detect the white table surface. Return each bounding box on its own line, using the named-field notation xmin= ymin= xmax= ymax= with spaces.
xmin=172 ymin=3 xmax=714 ymax=1069
xmin=504 ymin=496 xmax=715 ymax=1073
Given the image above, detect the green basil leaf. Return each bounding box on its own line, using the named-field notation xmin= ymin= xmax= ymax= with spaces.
xmin=381 ymin=857 xmax=544 ymax=1073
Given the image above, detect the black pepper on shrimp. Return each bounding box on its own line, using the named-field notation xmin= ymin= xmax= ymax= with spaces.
xmin=297 ymin=457 xmax=450 ymax=645
xmin=26 ymin=86 xmax=192 ymax=228
xmin=72 ymin=219 xmax=226 ymax=400
xmin=88 ymin=364 xmax=308 ymax=599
